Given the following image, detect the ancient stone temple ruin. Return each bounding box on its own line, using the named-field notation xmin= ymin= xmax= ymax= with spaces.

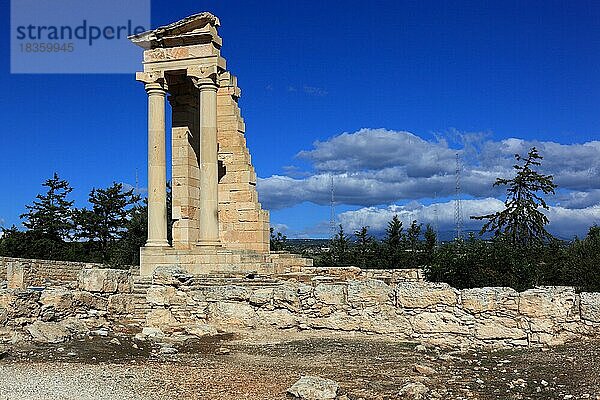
xmin=129 ymin=13 xmax=310 ymax=276
xmin=1 ymin=13 xmax=599 ymax=352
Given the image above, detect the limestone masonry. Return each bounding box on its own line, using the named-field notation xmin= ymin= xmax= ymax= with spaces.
xmin=1 ymin=257 xmax=600 ymax=348
xmin=2 ymin=13 xmax=599 ymax=350
xmin=129 ymin=12 xmax=310 ymax=275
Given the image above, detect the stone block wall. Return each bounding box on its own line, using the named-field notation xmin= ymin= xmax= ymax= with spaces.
xmin=0 ymin=257 xmax=113 ymax=289
xmin=0 ymin=267 xmax=133 ymax=345
xmin=135 ymin=269 xmax=600 ymax=348
xmin=1 ymin=263 xmax=599 ymax=349
xmin=0 ymin=262 xmax=6 ymax=283
xmin=216 ymin=71 xmax=270 ymax=253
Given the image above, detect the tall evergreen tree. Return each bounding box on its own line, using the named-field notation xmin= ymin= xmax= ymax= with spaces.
xmin=471 ymin=147 xmax=556 ymax=246
xmin=383 ymin=215 xmax=405 ymax=267
xmin=384 ymin=215 xmax=403 ymax=247
xmin=330 ymin=224 xmax=351 ymax=265
xmin=423 ymin=224 xmax=437 ymax=263
xmin=20 ymin=173 xmax=74 ymax=241
xmin=406 ymin=220 xmax=422 ymax=251
xmin=76 ymin=182 xmax=140 ymax=263
xmin=353 ymin=226 xmax=374 ymax=268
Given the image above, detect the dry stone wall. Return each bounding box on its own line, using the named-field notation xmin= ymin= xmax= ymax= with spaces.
xmin=1 ymin=260 xmax=599 ymax=348
xmin=136 ymin=267 xmax=600 ymax=348
xmin=0 ymin=257 xmax=111 ymax=289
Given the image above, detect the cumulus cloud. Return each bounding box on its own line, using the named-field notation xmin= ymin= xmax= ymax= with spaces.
xmin=270 ymin=223 xmax=289 ymax=234
xmin=337 ymin=199 xmax=600 ymax=239
xmin=257 ymin=128 xmax=600 ymax=236
xmin=297 ymin=128 xmax=456 ymax=175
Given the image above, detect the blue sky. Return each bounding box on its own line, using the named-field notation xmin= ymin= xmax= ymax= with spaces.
xmin=1 ymin=1 xmax=600 ymax=239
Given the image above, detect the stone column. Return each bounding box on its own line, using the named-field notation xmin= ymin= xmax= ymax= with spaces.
xmin=145 ymin=81 xmax=169 ymax=247
xmin=194 ymin=77 xmax=221 ymax=247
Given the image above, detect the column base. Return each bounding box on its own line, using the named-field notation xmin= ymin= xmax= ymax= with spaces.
xmin=145 ymin=240 xmax=170 ymax=247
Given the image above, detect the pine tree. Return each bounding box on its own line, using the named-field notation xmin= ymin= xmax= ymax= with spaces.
xmin=20 ymin=173 xmax=74 ymax=241
xmin=354 ymin=226 xmax=374 ymax=268
xmin=76 ymin=182 xmax=140 ymax=263
xmin=423 ymin=224 xmax=437 ymax=264
xmin=270 ymin=227 xmax=288 ymax=251
xmin=384 ymin=215 xmax=403 ymax=247
xmin=471 ymin=147 xmax=556 ymax=246
xmin=406 ymin=220 xmax=422 ymax=252
xmin=383 ymin=215 xmax=405 ymax=267
xmin=330 ymin=224 xmax=351 ymax=265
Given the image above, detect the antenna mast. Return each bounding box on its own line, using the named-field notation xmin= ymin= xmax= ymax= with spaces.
xmin=433 ymin=191 xmax=440 ymax=244
xmin=329 ymin=174 xmax=336 ymax=237
xmin=454 ymin=153 xmax=463 ymax=240
xmin=135 ymin=168 xmax=139 ymax=196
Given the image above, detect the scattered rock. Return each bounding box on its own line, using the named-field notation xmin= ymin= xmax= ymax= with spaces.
xmin=136 ymin=327 xmax=165 ymax=340
xmin=287 ymin=376 xmax=339 ymax=400
xmin=414 ymin=344 xmax=427 ymax=352
xmin=158 ymin=344 xmax=177 ymax=354
xmin=152 ymin=266 xmax=193 ymax=286
xmin=90 ymin=328 xmax=109 ymax=337
xmin=413 ymin=364 xmax=436 ymax=375
xmin=110 ymin=338 xmax=121 ymax=345
xmin=398 ymin=382 xmax=429 ymax=399
xmin=59 ymin=317 xmax=89 ymax=335
xmin=216 ymin=347 xmax=231 ymax=355
xmin=184 ymin=324 xmax=218 ymax=338
xmin=25 ymin=321 xmax=70 ymax=344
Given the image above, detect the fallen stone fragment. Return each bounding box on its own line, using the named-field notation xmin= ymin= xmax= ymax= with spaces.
xmin=287 ymin=376 xmax=339 ymax=400
xmin=216 ymin=347 xmax=231 ymax=355
xmin=398 ymin=382 xmax=429 ymax=399
xmin=159 ymin=345 xmax=177 ymax=354
xmin=413 ymin=364 xmax=436 ymax=375
xmin=184 ymin=323 xmax=218 ymax=338
xmin=25 ymin=321 xmax=70 ymax=344
xmin=414 ymin=344 xmax=427 ymax=352
xmin=140 ymin=327 xmax=165 ymax=338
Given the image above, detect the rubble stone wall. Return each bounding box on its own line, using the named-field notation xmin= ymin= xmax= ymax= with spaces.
xmin=0 ymin=257 xmax=109 ymax=289
xmin=1 ymin=264 xmax=599 ymax=348
xmin=137 ymin=271 xmax=600 ymax=348
xmin=0 ymin=262 xmax=6 ymax=283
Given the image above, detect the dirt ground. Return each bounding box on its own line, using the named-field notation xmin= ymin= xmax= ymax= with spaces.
xmin=0 ymin=331 xmax=599 ymax=399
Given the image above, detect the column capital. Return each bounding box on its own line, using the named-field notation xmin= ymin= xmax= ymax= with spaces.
xmin=137 ymin=72 xmax=168 ymax=94
xmin=136 ymin=71 xmax=166 ymax=84
xmin=145 ymin=82 xmax=168 ymax=96
xmin=188 ymin=65 xmax=219 ymax=89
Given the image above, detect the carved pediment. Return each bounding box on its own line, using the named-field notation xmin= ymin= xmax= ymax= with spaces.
xmin=129 ymin=12 xmax=221 ymax=50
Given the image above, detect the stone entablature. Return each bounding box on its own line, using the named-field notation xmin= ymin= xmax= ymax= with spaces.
xmin=129 ymin=13 xmax=305 ymax=275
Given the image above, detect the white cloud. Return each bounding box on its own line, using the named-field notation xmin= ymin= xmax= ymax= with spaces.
xmin=258 ymin=129 xmax=600 ymax=208
xmin=297 ymin=128 xmax=456 ymax=175
xmin=557 ymin=189 xmax=600 ymax=209
xmin=337 ymin=199 xmax=600 ymax=239
xmin=256 ymin=128 xmax=600 ymax=237
xmin=270 ymin=223 xmax=289 ymax=234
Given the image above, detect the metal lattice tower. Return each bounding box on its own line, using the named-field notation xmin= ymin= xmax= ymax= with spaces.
xmin=329 ymin=174 xmax=336 ymax=237
xmin=135 ymin=168 xmax=140 ymax=196
xmin=454 ymin=153 xmax=463 ymax=240
xmin=433 ymin=191 xmax=440 ymax=245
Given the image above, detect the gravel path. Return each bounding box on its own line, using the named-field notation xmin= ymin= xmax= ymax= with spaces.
xmin=0 ymin=334 xmax=599 ymax=399
xmin=0 ymin=362 xmax=164 ymax=400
